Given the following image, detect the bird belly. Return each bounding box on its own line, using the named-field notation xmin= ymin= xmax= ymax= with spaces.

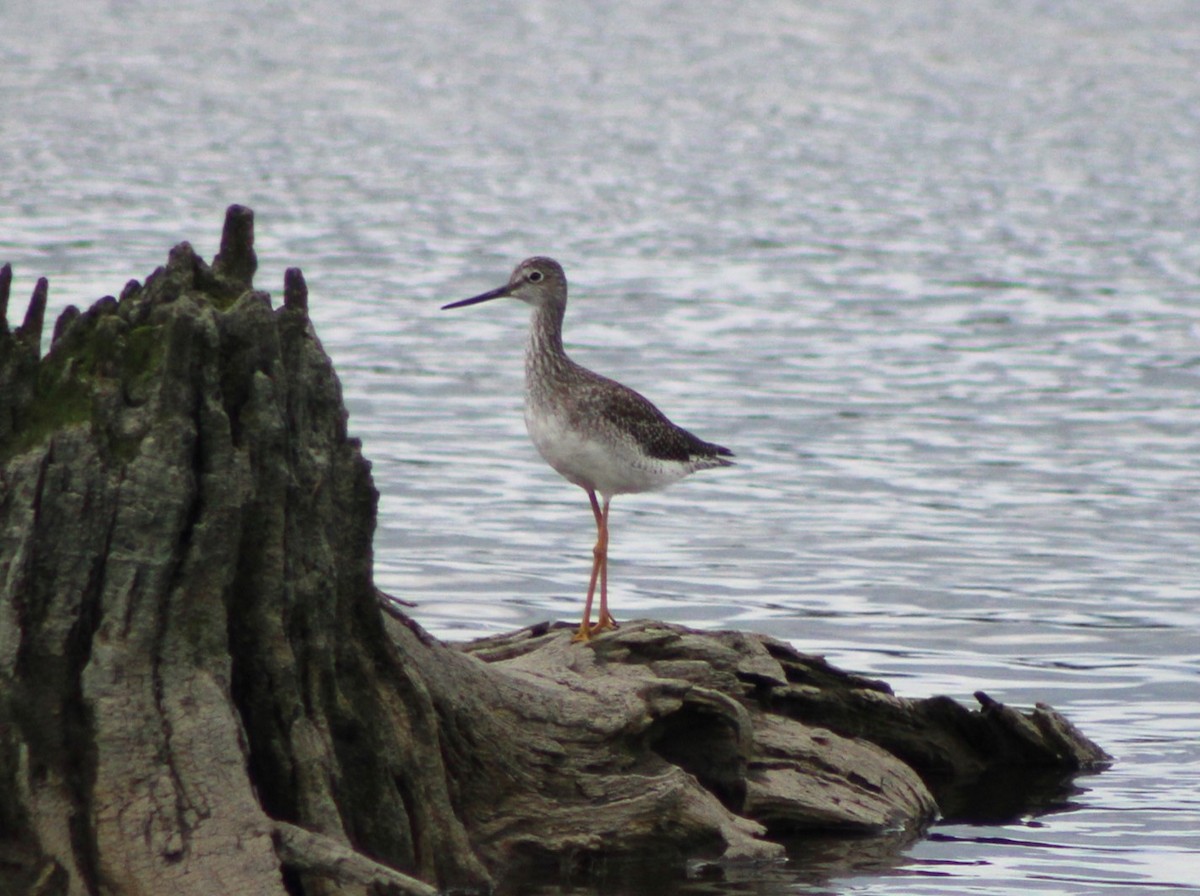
xmin=524 ymin=408 xmax=688 ymax=497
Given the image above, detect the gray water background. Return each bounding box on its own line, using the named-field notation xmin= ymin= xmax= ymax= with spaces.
xmin=2 ymin=0 xmax=1198 ymax=892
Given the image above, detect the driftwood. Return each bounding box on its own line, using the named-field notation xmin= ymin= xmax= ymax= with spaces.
xmin=0 ymin=208 xmax=1110 ymax=896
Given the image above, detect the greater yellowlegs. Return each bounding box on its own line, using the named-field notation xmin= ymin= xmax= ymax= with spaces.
xmin=443 ymin=257 xmax=734 ymax=641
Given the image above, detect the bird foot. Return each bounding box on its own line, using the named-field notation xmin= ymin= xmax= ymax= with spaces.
xmin=570 ymin=614 xmax=619 ymax=643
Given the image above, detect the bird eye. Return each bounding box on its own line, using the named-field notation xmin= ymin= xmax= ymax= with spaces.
xmin=528 ymin=270 xmax=544 ymax=283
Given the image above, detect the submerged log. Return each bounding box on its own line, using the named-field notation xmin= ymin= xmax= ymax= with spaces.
xmin=0 ymin=209 xmax=1110 ymax=896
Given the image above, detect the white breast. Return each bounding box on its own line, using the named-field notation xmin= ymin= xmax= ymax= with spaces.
xmin=524 ymin=405 xmax=690 ymax=497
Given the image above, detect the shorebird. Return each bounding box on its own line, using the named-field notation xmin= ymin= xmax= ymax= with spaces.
xmin=443 ymin=257 xmax=734 ymax=641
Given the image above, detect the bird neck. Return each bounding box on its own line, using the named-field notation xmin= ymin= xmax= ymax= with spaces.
xmin=526 ymin=301 xmax=568 ymax=366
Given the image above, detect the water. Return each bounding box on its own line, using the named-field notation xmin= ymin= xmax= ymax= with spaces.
xmin=2 ymin=0 xmax=1198 ymax=892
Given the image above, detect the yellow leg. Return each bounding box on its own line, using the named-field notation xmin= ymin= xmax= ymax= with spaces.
xmin=572 ymin=490 xmax=605 ymax=642
xmin=594 ymin=496 xmax=617 ymax=632
xmin=572 ymin=490 xmax=616 ymax=642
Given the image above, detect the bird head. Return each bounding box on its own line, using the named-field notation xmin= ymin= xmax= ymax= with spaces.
xmin=443 ymin=257 xmax=566 ymax=311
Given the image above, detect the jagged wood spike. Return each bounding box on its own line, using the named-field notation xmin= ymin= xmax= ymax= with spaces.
xmin=19 ymin=277 xmax=48 ymax=346
xmin=51 ymin=305 xmax=81 ymax=347
xmin=0 ymin=262 xmax=12 ymax=332
xmin=283 ymin=267 xmax=308 ymax=312
xmin=212 ymin=203 xmax=257 ymax=287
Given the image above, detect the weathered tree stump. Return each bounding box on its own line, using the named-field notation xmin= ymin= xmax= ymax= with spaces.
xmin=0 ymin=208 xmax=1110 ymax=896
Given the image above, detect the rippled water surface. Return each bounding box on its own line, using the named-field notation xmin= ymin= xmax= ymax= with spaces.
xmin=3 ymin=0 xmax=1198 ymax=892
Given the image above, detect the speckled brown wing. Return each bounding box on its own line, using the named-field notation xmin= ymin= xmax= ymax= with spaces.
xmin=573 ymin=368 xmax=734 ymax=465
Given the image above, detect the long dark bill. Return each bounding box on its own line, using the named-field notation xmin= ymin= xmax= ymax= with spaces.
xmin=441 ymin=284 xmax=511 ymax=310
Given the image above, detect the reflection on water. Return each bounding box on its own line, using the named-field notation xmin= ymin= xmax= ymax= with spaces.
xmin=929 ymin=767 xmax=1098 ymax=827
xmin=3 ymin=0 xmax=1198 ymax=892
xmin=504 ymin=769 xmax=1109 ymax=896
xmin=508 ymin=828 xmax=924 ymax=896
